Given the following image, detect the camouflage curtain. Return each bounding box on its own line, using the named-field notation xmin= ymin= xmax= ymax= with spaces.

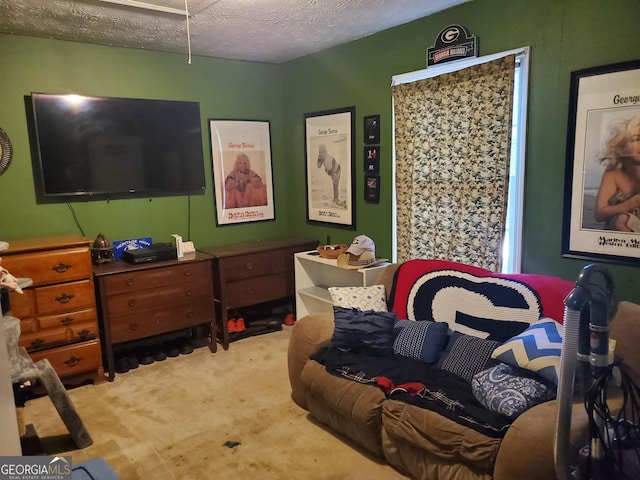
xmin=393 ymin=55 xmax=515 ymax=271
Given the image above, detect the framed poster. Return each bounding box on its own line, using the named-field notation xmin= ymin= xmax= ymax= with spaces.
xmin=209 ymin=119 xmax=275 ymax=225
xmin=304 ymin=106 xmax=356 ymax=229
xmin=562 ymin=59 xmax=640 ymax=264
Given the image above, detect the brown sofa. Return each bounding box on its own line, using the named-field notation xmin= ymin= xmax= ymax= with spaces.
xmin=288 ymin=261 xmax=640 ymax=480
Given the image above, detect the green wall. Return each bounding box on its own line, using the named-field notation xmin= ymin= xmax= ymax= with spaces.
xmin=281 ymin=0 xmax=640 ymax=302
xmin=0 ymin=35 xmax=289 ymax=247
xmin=1 ymin=0 xmax=640 ymax=302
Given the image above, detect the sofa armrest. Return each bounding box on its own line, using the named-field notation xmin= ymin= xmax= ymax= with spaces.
xmin=610 ymin=301 xmax=640 ymax=384
xmin=287 ymin=313 xmax=335 ymax=410
xmin=374 ymin=263 xmax=400 ymax=302
xmin=493 ymin=300 xmax=640 ymax=480
xmin=493 ymin=399 xmax=588 ymax=480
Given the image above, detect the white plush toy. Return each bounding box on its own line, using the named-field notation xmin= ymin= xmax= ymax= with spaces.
xmin=0 ymin=258 xmax=23 ymax=294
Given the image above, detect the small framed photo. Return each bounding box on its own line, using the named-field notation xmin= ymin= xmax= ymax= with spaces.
xmin=364 ymin=146 xmax=380 ymax=174
xmin=364 ymin=114 xmax=380 ymax=145
xmin=365 ymin=174 xmax=380 ymax=203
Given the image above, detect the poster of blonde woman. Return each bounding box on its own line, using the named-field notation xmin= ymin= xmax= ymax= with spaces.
xmin=563 ymin=59 xmax=640 ymax=264
xmin=209 ymin=119 xmax=274 ymax=225
xmin=304 ymin=107 xmax=355 ymax=229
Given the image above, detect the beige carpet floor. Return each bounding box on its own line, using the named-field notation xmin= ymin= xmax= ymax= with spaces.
xmin=21 ymin=326 xmax=408 ymax=479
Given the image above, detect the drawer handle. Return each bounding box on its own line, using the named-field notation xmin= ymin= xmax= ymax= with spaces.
xmin=185 ymin=289 xmax=193 ymax=297
xmin=130 ymin=323 xmax=138 ymax=331
xmin=64 ymin=356 xmax=82 ymax=367
xmin=126 ymin=278 xmax=134 ymax=286
xmin=187 ymin=311 xmax=194 ymax=318
xmin=246 ymin=262 xmax=253 ymax=270
xmin=61 ymin=316 xmax=74 ymax=325
xmin=77 ymin=329 xmax=91 ymax=339
xmin=30 ymin=338 xmax=44 ymax=348
xmin=128 ymin=299 xmax=136 ymax=307
xmin=52 ymin=262 xmax=72 ymax=273
xmin=55 ymin=293 xmax=74 ymax=304
xmin=184 ymin=269 xmax=192 ymax=277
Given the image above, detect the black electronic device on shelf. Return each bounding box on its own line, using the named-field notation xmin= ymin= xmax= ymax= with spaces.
xmin=150 ymin=242 xmax=178 ymax=261
xmin=122 ymin=248 xmax=156 ymax=265
xmin=122 ymin=243 xmax=177 ymax=264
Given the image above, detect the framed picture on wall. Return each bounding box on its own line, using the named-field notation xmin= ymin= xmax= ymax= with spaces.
xmin=364 ymin=174 xmax=380 ymax=203
xmin=364 ymin=145 xmax=380 ymax=174
xmin=304 ymin=106 xmax=356 ymax=229
xmin=562 ymin=58 xmax=640 ymax=265
xmin=209 ymin=119 xmax=275 ymax=226
xmin=363 ymin=114 xmax=380 ymax=144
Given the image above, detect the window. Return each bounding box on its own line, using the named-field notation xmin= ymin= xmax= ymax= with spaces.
xmin=391 ymin=47 xmax=530 ymax=273
xmin=501 ymin=55 xmax=528 ymax=273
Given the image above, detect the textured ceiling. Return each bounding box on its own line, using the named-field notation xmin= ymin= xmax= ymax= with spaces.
xmin=0 ymin=0 xmax=468 ymax=64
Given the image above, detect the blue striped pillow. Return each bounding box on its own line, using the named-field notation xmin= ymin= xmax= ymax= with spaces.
xmin=331 ymin=306 xmax=396 ymax=356
xmin=491 ymin=318 xmax=563 ymax=384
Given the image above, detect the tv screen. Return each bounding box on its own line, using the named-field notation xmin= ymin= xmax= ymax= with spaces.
xmin=28 ymin=93 xmax=206 ymax=203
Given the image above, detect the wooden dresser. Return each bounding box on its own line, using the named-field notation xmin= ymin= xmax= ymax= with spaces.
xmin=200 ymin=237 xmax=317 ymax=350
xmin=93 ymin=252 xmax=215 ymax=380
xmin=1 ymin=235 xmax=103 ymax=385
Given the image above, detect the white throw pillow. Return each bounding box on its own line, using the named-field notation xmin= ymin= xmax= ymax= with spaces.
xmin=328 ymin=285 xmax=388 ymax=312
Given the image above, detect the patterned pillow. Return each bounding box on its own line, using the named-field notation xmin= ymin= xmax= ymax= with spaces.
xmin=491 ymin=318 xmax=563 ymax=385
xmin=437 ymin=332 xmax=500 ymax=383
xmin=331 ymin=306 xmax=396 ymax=356
xmin=472 ymin=363 xmax=556 ymax=419
xmin=329 ymin=285 xmax=388 ymax=311
xmin=393 ymin=320 xmax=449 ymax=364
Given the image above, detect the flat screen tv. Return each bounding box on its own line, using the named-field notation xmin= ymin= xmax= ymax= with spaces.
xmin=28 ymin=93 xmax=206 ymax=203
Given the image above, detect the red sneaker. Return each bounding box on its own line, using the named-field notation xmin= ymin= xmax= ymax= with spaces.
xmin=284 ymin=313 xmax=295 ymax=326
xmin=227 ymin=318 xmax=237 ymax=333
xmin=235 ymin=317 xmax=246 ymax=332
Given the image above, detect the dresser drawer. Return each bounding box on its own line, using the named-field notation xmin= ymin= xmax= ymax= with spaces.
xmin=19 ymin=320 xmax=98 ymax=351
xmin=2 ymin=247 xmax=92 ymax=287
xmin=108 ymin=297 xmax=214 ymax=343
xmin=20 ymin=327 xmax=67 ymax=351
xmin=105 ymin=281 xmax=212 ymax=315
xmin=30 ymin=340 xmax=102 ymax=377
xmin=37 ymin=308 xmax=98 ymax=330
xmin=19 ymin=318 xmax=38 ymax=334
xmin=34 ymin=279 xmax=96 ymax=315
xmin=224 ymin=272 xmax=291 ymax=308
xmin=7 ymin=289 xmax=36 ymax=319
xmin=102 ymin=261 xmax=212 ymax=295
xmin=219 ymin=251 xmax=290 ymax=282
